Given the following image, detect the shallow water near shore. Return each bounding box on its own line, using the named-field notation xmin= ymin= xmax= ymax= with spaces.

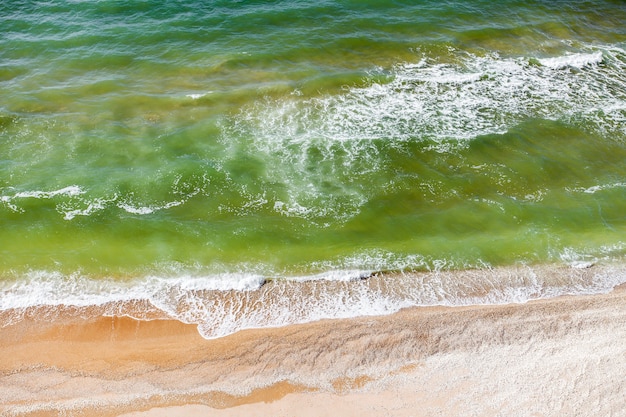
xmin=2 ymin=0 xmax=626 ymax=336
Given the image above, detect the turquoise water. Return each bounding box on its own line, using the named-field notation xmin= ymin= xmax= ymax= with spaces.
xmin=2 ymin=0 xmax=626 ymax=335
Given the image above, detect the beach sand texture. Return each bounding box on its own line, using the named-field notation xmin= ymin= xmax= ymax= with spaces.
xmin=2 ymin=277 xmax=625 ymax=417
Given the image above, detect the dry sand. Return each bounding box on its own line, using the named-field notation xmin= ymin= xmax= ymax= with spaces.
xmin=1 ymin=283 xmax=625 ymax=416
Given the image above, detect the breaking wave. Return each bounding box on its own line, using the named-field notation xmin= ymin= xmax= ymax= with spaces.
xmin=216 ymin=45 xmax=626 ymax=223
xmin=2 ymin=259 xmax=626 ymax=339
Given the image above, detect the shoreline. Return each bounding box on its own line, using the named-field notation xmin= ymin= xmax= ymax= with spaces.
xmin=2 ymin=278 xmax=626 ymax=416
xmin=4 ymin=262 xmax=626 ymax=341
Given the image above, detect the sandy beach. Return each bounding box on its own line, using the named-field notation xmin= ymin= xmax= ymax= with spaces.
xmin=1 ymin=270 xmax=625 ymax=417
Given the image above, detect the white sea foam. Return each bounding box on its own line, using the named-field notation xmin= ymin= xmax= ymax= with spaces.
xmin=3 ymin=259 xmax=626 ymax=339
xmin=568 ymin=182 xmax=626 ymax=194
xmin=233 ymin=46 xmax=624 ymax=147
xmin=61 ymin=196 xmax=116 ymax=220
xmin=558 ymin=243 xmax=626 ymax=268
xmin=0 ymin=271 xmax=137 ymax=310
xmin=12 ymin=186 xmax=84 ymax=199
xmin=117 ymin=199 xmax=185 ymax=215
xmin=117 ymin=204 xmax=157 ymax=215
xmin=147 ymin=273 xmax=267 ymax=292
xmin=0 ymin=186 xmax=85 ymax=213
xmin=0 ymin=195 xmax=20 ymax=212
xmin=273 ymin=200 xmax=312 ymax=217
xmin=0 ymin=185 xmax=111 ymax=219
xmin=116 ymin=174 xmax=207 ymax=216
xmin=0 ymin=186 xmax=86 ymax=215
xmin=287 ymin=269 xmax=373 ymax=282
xmin=0 ymin=272 xmax=266 ymax=312
xmin=1 ymin=174 xmax=209 ymax=219
xmin=221 ymin=45 xmax=626 ymax=224
xmin=186 ymin=92 xmax=212 ymax=99
xmin=538 ymin=51 xmax=604 ymax=69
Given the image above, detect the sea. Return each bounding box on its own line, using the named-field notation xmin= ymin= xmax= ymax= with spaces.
xmin=1 ymin=0 xmax=626 ymax=338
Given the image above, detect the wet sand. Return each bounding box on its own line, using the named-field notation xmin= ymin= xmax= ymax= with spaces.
xmin=1 ymin=281 xmax=625 ymax=416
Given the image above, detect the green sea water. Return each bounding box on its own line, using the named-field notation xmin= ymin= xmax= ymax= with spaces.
xmin=2 ymin=1 xmax=626 ymax=333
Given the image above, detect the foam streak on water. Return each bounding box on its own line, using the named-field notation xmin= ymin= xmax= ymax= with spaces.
xmin=234 ymin=46 xmax=625 ymax=148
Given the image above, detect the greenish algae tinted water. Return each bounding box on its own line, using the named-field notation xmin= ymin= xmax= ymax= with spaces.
xmin=1 ymin=0 xmax=626 ymax=336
